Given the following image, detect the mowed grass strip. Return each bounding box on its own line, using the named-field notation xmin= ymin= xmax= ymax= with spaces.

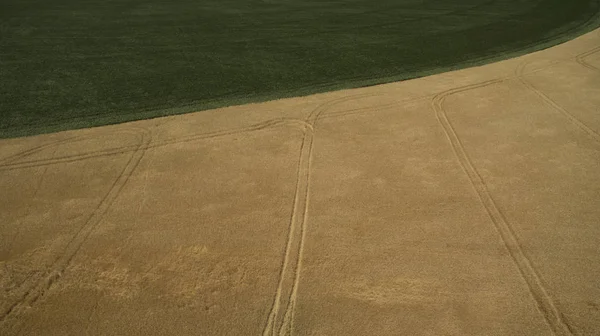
xmin=1 ymin=0 xmax=599 ymax=137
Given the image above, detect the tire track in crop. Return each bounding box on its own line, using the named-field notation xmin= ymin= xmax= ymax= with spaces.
xmin=516 ymin=60 xmax=600 ymax=145
xmin=575 ymin=45 xmax=600 ymax=71
xmin=0 ymin=137 xmax=80 ymax=166
xmin=0 ymin=93 xmax=435 ymax=173
xmin=0 ymin=129 xmax=146 ymax=170
xmin=262 ymin=93 xmax=376 ymax=336
xmin=432 ymin=80 xmax=574 ymax=336
xmin=318 ymin=94 xmax=434 ymax=120
xmin=261 ymin=125 xmax=312 ymax=336
xmin=0 ymin=127 xmax=152 ymax=328
xmin=0 ymin=119 xmax=311 ymax=172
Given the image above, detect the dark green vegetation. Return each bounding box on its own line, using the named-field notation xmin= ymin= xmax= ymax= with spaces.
xmin=1 ymin=0 xmax=600 ymax=137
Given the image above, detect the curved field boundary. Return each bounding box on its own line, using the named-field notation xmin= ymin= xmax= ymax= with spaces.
xmin=0 ymin=47 xmax=583 ymax=174
xmin=1 ymin=0 xmax=600 ymax=138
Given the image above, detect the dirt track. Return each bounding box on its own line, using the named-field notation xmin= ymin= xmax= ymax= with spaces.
xmin=1 ymin=29 xmax=600 ymax=336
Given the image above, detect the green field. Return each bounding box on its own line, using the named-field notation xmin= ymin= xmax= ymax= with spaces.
xmin=1 ymin=0 xmax=600 ymax=137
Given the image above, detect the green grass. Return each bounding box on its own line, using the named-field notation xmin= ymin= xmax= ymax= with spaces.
xmin=1 ymin=0 xmax=600 ymax=138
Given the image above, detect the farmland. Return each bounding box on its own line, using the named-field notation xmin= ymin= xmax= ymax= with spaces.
xmin=2 ymin=1 xmax=600 ymax=334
